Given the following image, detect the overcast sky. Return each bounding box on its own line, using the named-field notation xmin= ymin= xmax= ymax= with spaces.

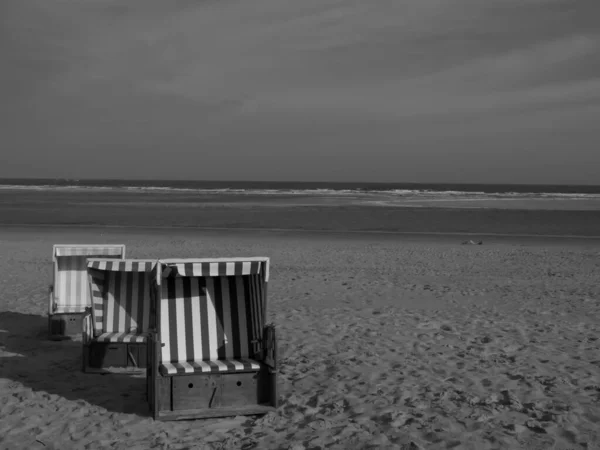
xmin=1 ymin=0 xmax=599 ymax=184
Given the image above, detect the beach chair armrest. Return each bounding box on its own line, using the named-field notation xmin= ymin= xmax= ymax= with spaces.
xmin=147 ymin=329 xmax=158 ymax=345
xmin=263 ymin=323 xmax=277 ymax=371
xmin=82 ymin=307 xmax=93 ymax=344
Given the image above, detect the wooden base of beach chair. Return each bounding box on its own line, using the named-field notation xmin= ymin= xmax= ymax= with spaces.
xmin=48 ymin=313 xmax=83 ymax=339
xmin=152 ymin=368 xmax=277 ymax=421
xmin=83 ymin=342 xmax=147 ymax=372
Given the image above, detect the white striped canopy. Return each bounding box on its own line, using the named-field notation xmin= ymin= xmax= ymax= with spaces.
xmin=51 ymin=245 xmax=126 ymax=314
xmin=159 ymin=257 xmax=269 ymax=281
xmin=87 ymin=259 xmax=156 ymax=272
xmin=87 ymin=259 xmax=155 ymax=335
xmin=54 ymin=245 xmax=125 ymax=257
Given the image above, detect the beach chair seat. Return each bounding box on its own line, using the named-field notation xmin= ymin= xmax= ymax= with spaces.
xmin=159 ymin=358 xmax=261 ymax=376
xmin=94 ymin=331 xmax=148 ymax=343
xmin=48 ymin=244 xmax=125 ymax=339
xmin=148 ymin=258 xmax=278 ymax=421
xmin=82 ymin=259 xmax=155 ymax=372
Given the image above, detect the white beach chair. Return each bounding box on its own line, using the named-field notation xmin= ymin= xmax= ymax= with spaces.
xmin=147 ymin=257 xmax=277 ymax=420
xmin=48 ymin=244 xmax=126 ymax=338
xmin=82 ymin=258 xmax=155 ymax=372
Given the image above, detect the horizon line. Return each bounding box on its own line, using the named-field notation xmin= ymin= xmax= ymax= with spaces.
xmin=0 ymin=177 xmax=599 ymax=188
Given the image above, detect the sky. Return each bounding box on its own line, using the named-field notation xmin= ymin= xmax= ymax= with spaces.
xmin=1 ymin=0 xmax=599 ymax=184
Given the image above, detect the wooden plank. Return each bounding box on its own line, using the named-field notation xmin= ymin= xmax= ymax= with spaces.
xmin=156 ymin=404 xmax=275 ymax=421
xmin=270 ymin=371 xmax=278 ymax=408
xmin=127 ymin=344 xmax=147 ymax=368
xmin=220 ymin=372 xmax=258 ymax=407
xmin=83 ymin=366 xmax=145 ymax=375
xmin=48 ymin=313 xmax=83 ymax=339
xmin=153 ymin=295 xmax=161 ymax=419
xmin=64 ymin=314 xmax=82 ymax=336
xmin=269 ymin=325 xmax=278 ymax=407
xmin=89 ymin=343 xmax=128 ymax=368
xmin=146 ymin=339 xmax=152 ymax=403
xmin=256 ymin=367 xmax=270 ymax=404
xmin=151 ymin=332 xmax=161 ymax=418
xmin=52 ymin=257 xmax=58 ymax=314
xmin=263 ymin=324 xmax=277 ymax=370
xmin=172 ymin=375 xmax=220 ymax=411
xmin=48 ymin=315 xmax=63 ymax=337
xmin=157 ymin=375 xmax=171 ymax=413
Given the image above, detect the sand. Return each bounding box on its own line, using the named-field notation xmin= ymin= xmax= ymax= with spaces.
xmin=1 ymin=226 xmax=599 ymax=449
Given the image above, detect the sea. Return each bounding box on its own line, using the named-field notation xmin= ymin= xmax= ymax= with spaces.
xmin=1 ymin=179 xmax=600 ymax=238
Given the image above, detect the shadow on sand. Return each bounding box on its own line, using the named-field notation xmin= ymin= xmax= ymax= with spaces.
xmin=0 ymin=311 xmax=150 ymax=417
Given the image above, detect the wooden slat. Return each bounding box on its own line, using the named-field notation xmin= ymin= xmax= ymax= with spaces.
xmin=172 ymin=375 xmax=220 ymax=411
xmin=219 ymin=373 xmax=259 ymax=408
xmin=155 ymin=404 xmax=276 ymax=421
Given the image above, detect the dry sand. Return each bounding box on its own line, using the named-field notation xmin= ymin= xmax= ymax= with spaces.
xmin=1 ymin=227 xmax=599 ymax=449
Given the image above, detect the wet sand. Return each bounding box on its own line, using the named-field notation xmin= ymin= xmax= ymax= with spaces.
xmin=1 ymin=226 xmax=599 ymax=449
xmin=2 ymin=189 xmax=600 ymax=238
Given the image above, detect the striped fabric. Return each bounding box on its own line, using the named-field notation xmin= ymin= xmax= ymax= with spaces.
xmin=158 ymin=272 xmax=265 ymax=375
xmin=163 ymin=261 xmax=263 ymax=278
xmin=88 ymin=260 xmax=154 ymax=337
xmin=53 ymin=249 xmax=124 ymax=314
xmin=94 ymin=332 xmax=147 ymax=343
xmin=159 ymin=359 xmax=260 ymax=376
xmin=55 ymin=246 xmax=124 ymax=257
xmin=88 ymin=260 xmax=154 ymax=272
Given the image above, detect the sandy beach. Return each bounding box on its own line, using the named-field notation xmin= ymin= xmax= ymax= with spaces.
xmin=1 ymin=226 xmax=599 ymax=449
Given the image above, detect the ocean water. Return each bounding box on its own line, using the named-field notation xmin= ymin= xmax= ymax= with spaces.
xmin=2 ymin=178 xmax=600 ymax=206
xmin=2 ymin=178 xmax=600 ymax=193
xmin=1 ymin=179 xmax=600 ymax=237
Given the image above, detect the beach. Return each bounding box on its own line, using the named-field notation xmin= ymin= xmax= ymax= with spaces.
xmin=3 ymin=0 xmax=600 ymax=444
xmin=1 ymin=222 xmax=599 ymax=449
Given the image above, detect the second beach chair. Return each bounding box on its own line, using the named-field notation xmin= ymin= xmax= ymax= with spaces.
xmin=147 ymin=257 xmax=278 ymax=420
xmin=82 ymin=258 xmax=156 ymax=372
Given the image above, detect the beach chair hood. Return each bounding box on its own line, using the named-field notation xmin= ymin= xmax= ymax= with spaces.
xmin=87 ymin=259 xmax=157 ymax=337
xmin=54 ymin=245 xmax=125 ymax=257
xmin=160 ymin=258 xmax=269 ymax=281
xmin=50 ymin=244 xmax=126 ymax=315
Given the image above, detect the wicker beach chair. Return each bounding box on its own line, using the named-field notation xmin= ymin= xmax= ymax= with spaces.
xmin=147 ymin=258 xmax=278 ymax=420
xmin=49 ymin=244 xmax=126 ymax=339
xmin=82 ymin=259 xmax=156 ymax=372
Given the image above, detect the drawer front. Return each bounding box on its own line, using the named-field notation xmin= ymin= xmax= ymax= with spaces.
xmin=219 ymin=372 xmax=258 ymax=407
xmin=49 ymin=314 xmax=81 ymax=336
xmin=90 ymin=343 xmax=127 ymax=368
xmin=172 ymin=375 xmax=220 ymax=411
xmin=49 ymin=316 xmax=65 ymax=336
xmin=62 ymin=314 xmax=82 ymax=336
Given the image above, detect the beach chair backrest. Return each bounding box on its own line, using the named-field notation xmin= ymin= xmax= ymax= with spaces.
xmin=157 ymin=259 xmax=269 ymax=364
xmin=53 ymin=245 xmax=125 ymax=313
xmin=87 ymin=259 xmax=155 ymax=334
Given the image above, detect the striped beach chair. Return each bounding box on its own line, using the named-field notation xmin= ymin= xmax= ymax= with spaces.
xmin=148 ymin=258 xmax=277 ymax=420
xmin=49 ymin=244 xmax=126 ymax=339
xmin=82 ymin=258 xmax=156 ymax=372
